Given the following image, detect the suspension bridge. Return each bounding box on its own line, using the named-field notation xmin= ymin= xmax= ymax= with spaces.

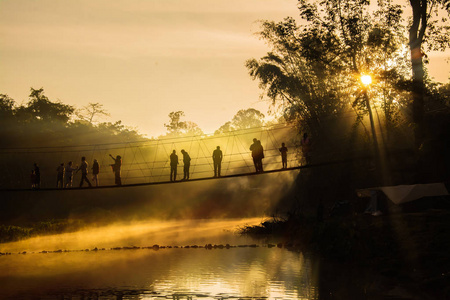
xmin=0 ymin=122 xmax=382 ymax=222
xmin=0 ymin=124 xmax=308 ymax=191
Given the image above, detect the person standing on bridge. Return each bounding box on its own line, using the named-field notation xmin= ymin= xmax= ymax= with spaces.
xmin=170 ymin=150 xmax=178 ymax=182
xmin=56 ymin=163 xmax=65 ymax=188
xmin=250 ymin=138 xmax=264 ymax=173
xmin=64 ymin=161 xmax=78 ymax=188
xmin=181 ymin=149 xmax=191 ymax=180
xmin=250 ymin=138 xmax=258 ymax=172
xmin=212 ymin=146 xmax=223 ymax=177
xmin=110 ymin=154 xmax=122 ymax=186
xmin=92 ymin=159 xmax=100 ymax=187
xmin=301 ymin=133 xmax=312 ymax=165
xmin=279 ymin=143 xmax=288 ymax=169
xmin=256 ymin=140 xmax=264 ymax=172
xmin=77 ymin=156 xmax=92 ymax=188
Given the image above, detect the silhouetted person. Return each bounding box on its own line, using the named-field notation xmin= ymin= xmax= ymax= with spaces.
xmin=92 ymin=159 xmax=100 ymax=187
xmin=77 ymin=156 xmax=92 ymax=188
xmin=279 ymin=143 xmax=288 ymax=169
xmin=181 ymin=149 xmax=191 ymax=180
xmin=250 ymin=138 xmax=259 ymax=172
xmin=212 ymin=146 xmax=223 ymax=177
xmin=30 ymin=170 xmax=37 ymax=189
xmin=33 ymin=163 xmax=41 ymax=189
xmin=109 ymin=154 xmax=122 ymax=186
xmin=250 ymin=139 xmax=264 ymax=173
xmin=301 ymin=133 xmax=312 ymax=165
xmin=170 ymin=150 xmax=178 ymax=182
xmin=256 ymin=140 xmax=264 ymax=172
xmin=65 ymin=161 xmax=77 ymax=188
xmin=56 ymin=163 xmax=65 ymax=188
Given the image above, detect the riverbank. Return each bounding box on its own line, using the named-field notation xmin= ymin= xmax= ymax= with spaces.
xmin=239 ymin=207 xmax=450 ymax=299
xmin=0 ymin=219 xmax=86 ymax=243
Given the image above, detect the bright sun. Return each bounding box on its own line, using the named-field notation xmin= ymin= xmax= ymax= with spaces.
xmin=361 ymin=74 xmax=372 ymax=86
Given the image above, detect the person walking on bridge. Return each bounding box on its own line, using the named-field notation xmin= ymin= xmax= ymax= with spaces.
xmin=109 ymin=154 xmax=122 ymax=186
xmin=181 ymin=149 xmax=191 ymax=180
xmin=212 ymin=146 xmax=223 ymax=177
xmin=77 ymin=156 xmax=92 ymax=188
xmin=64 ymin=161 xmax=77 ymax=188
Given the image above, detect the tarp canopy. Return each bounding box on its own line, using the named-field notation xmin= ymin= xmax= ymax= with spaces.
xmin=357 ymin=183 xmax=449 ymax=205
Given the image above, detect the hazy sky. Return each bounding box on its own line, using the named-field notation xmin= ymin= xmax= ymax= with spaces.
xmin=1 ymin=0 xmax=448 ymax=138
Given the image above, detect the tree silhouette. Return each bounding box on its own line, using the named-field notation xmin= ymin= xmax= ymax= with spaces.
xmin=408 ymin=0 xmax=450 ymax=147
xmin=247 ymin=0 xmax=410 ymax=140
xmin=215 ymin=108 xmax=265 ymax=134
xmin=163 ymin=111 xmax=203 ymax=137
xmin=15 ymin=88 xmax=75 ymax=124
xmin=76 ymin=102 xmax=110 ymax=124
xmin=0 ymin=94 xmax=14 ymax=120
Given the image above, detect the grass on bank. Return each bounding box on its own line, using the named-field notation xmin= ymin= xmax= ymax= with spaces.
xmin=0 ymin=219 xmax=86 ymax=243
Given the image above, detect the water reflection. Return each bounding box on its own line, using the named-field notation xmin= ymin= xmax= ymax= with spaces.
xmin=0 ymin=219 xmax=318 ymax=299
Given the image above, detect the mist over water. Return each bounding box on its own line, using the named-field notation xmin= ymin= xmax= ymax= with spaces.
xmin=0 ymin=218 xmax=318 ymax=299
xmin=2 ymin=218 xmax=262 ymax=253
xmin=0 ymin=126 xmax=312 ymax=299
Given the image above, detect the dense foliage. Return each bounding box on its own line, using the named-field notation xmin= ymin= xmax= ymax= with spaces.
xmin=0 ymin=88 xmax=143 ymax=148
xmin=246 ymin=0 xmax=450 ymax=213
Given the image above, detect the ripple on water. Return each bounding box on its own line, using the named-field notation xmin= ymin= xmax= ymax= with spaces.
xmin=0 ymin=247 xmax=318 ymax=299
xmin=0 ymin=219 xmax=318 ymax=299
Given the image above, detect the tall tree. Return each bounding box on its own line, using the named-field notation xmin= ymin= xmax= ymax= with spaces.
xmin=0 ymin=94 xmax=15 ymax=120
xmin=215 ymin=108 xmax=265 ymax=134
xmin=15 ymin=88 xmax=75 ymax=124
xmin=76 ymin=102 xmax=110 ymax=124
xmin=163 ymin=111 xmax=203 ymax=137
xmin=247 ymin=0 xmax=409 ymax=142
xmin=408 ymin=0 xmax=450 ymax=147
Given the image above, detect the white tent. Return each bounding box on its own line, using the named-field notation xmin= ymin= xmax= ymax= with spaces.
xmin=357 ymin=183 xmax=449 ymax=205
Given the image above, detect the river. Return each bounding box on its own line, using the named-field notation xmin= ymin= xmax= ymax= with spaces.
xmin=0 ymin=218 xmax=318 ymax=299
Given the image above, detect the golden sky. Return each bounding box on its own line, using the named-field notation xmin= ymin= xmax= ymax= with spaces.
xmin=1 ymin=0 xmax=448 ymax=138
